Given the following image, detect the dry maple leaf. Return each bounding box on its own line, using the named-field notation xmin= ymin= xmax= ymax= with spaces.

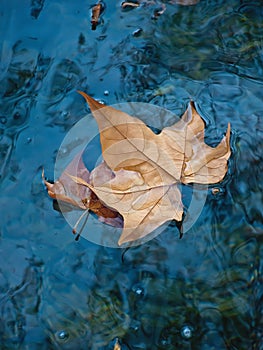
xmin=69 ymin=91 xmax=231 ymax=246
xmin=43 ymin=151 xmax=91 ymax=210
xmin=43 ymin=151 xmax=122 ymax=238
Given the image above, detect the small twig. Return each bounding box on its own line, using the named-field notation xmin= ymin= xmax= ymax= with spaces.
xmin=72 ymin=209 xmax=90 ymax=240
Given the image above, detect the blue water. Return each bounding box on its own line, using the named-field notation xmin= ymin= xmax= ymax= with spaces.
xmin=0 ymin=1 xmax=262 ymax=349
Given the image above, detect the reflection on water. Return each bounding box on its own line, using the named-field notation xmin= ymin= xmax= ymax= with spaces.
xmin=0 ymin=0 xmax=262 ymax=348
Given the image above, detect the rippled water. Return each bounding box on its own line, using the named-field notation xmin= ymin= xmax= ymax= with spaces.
xmin=0 ymin=1 xmax=263 ymax=349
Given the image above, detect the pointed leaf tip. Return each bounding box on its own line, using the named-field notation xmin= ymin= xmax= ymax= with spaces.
xmin=77 ymin=90 xmax=89 ymax=101
xmin=77 ymin=90 xmax=104 ymax=111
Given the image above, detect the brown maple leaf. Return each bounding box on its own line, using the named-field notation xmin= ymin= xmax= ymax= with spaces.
xmin=43 ymin=151 xmax=91 ymax=210
xmin=43 ymin=151 xmax=122 ymax=238
xmin=69 ymin=91 xmax=230 ymax=245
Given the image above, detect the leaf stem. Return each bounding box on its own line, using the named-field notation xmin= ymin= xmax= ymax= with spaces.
xmin=72 ymin=209 xmax=90 ymax=240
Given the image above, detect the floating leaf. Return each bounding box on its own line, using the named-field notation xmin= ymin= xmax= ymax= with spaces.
xmin=43 ymin=152 xmax=122 ymax=231
xmin=70 ymin=92 xmax=231 ymax=245
xmin=91 ymin=2 xmax=103 ymax=30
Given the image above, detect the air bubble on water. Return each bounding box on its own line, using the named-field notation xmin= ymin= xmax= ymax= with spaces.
xmin=132 ymin=285 xmax=144 ymax=296
xmin=61 ymin=111 xmax=70 ymax=119
xmin=60 ymin=147 xmax=68 ymax=155
xmin=180 ymin=325 xmax=193 ymax=339
xmin=56 ymin=330 xmax=69 ymax=341
xmin=135 ymin=287 xmax=144 ymax=296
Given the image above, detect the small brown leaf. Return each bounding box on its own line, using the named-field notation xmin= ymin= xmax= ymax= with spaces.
xmin=121 ymin=1 xmax=140 ymax=10
xmin=43 ymin=151 xmax=122 ymax=226
xmin=43 ymin=151 xmax=91 ymax=210
xmin=91 ymin=3 xmax=103 ymax=30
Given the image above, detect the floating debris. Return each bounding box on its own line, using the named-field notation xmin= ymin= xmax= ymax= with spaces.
xmin=91 ymin=2 xmax=104 ymax=30
xmin=211 ymin=187 xmax=220 ymax=195
xmin=121 ymin=1 xmax=140 ymax=10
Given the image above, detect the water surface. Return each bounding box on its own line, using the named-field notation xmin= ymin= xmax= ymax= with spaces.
xmin=0 ymin=1 xmax=262 ymax=349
